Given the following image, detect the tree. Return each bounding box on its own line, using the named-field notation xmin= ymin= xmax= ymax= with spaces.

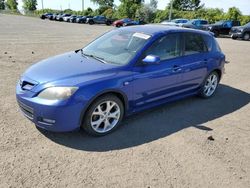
xmin=91 ymin=0 xmax=114 ymax=8
xmin=226 ymin=7 xmax=242 ymax=21
xmin=171 ymin=0 xmax=203 ymax=11
xmin=136 ymin=0 xmax=158 ymax=22
xmin=23 ymin=0 xmax=37 ymax=11
xmin=0 ymin=0 xmax=5 ymax=10
xmin=6 ymin=0 xmax=18 ymax=10
xmin=117 ymin=0 xmax=143 ymax=19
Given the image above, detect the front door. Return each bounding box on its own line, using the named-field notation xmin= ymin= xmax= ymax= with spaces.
xmin=132 ymin=33 xmax=183 ymax=109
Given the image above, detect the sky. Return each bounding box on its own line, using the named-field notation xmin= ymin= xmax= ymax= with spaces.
xmin=17 ymin=0 xmax=250 ymax=15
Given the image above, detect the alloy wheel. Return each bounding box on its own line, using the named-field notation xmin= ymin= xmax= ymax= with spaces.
xmin=203 ymin=73 xmax=218 ymax=97
xmin=90 ymin=100 xmax=121 ymax=133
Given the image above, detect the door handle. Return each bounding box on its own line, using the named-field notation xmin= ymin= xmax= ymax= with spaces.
xmin=172 ymin=65 xmax=182 ymax=72
xmin=204 ymin=59 xmax=208 ymax=64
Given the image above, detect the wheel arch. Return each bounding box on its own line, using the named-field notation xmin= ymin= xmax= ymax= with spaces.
xmin=79 ymin=89 xmax=128 ymax=126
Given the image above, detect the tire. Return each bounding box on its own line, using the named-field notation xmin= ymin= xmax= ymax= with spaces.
xmin=89 ymin=20 xmax=94 ymax=25
xmin=213 ymin=30 xmax=219 ymax=37
xmin=232 ymin=35 xmax=237 ymax=40
xmin=106 ymin=21 xmax=111 ymax=26
xmin=243 ymin=32 xmax=250 ymax=40
xmin=82 ymin=94 xmax=124 ymax=136
xmin=199 ymin=71 xmax=219 ymax=98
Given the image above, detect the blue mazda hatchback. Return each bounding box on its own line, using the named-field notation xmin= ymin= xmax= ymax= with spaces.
xmin=16 ymin=25 xmax=226 ymax=136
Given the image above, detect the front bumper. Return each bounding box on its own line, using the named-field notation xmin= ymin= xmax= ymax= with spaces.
xmin=16 ymin=84 xmax=86 ymax=132
xmin=229 ymin=31 xmax=243 ymax=38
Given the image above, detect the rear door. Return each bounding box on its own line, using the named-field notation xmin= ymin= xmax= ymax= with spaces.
xmin=177 ymin=32 xmax=209 ymax=92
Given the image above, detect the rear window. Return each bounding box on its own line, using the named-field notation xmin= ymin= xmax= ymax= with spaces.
xmin=184 ymin=33 xmax=207 ymax=55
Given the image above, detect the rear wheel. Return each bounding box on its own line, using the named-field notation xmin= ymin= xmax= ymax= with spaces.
xmin=243 ymin=32 xmax=250 ymax=40
xmin=82 ymin=95 xmax=124 ymax=136
xmin=199 ymin=72 xmax=219 ymax=98
xmin=89 ymin=20 xmax=94 ymax=25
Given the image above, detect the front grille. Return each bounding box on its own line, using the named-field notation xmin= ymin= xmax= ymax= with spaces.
xmin=18 ymin=100 xmax=34 ymax=120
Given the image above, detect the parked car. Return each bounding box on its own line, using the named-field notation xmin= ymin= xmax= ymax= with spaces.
xmin=16 ymin=25 xmax=226 ymax=136
xmin=112 ymin=18 xmax=133 ymax=27
xmin=230 ymin=22 xmax=250 ymax=40
xmin=76 ymin=16 xmax=93 ymax=23
xmin=203 ymin=20 xmax=241 ymax=37
xmin=63 ymin=14 xmax=73 ymax=22
xmin=182 ymin=19 xmax=208 ymax=30
xmin=50 ymin=13 xmax=59 ymax=20
xmin=40 ymin=13 xmax=53 ymax=20
xmin=123 ymin=20 xmax=146 ymax=26
xmin=161 ymin=18 xmax=189 ymax=26
xmin=86 ymin=16 xmax=112 ymax=25
xmin=56 ymin=14 xmax=71 ymax=22
xmin=70 ymin=15 xmax=82 ymax=23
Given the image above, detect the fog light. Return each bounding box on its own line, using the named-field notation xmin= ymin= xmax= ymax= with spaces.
xmin=42 ymin=118 xmax=55 ymax=124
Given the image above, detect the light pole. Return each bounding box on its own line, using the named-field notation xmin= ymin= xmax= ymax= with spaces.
xmin=41 ymin=0 xmax=44 ymax=10
xmin=169 ymin=0 xmax=173 ymax=21
xmin=82 ymin=0 xmax=84 ymax=11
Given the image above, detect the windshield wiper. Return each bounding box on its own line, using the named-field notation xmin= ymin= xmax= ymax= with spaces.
xmin=82 ymin=53 xmax=107 ymax=64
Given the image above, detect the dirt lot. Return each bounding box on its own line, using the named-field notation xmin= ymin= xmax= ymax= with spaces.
xmin=0 ymin=14 xmax=250 ymax=188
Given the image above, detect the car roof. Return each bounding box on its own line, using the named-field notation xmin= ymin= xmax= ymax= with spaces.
xmin=120 ymin=24 xmax=212 ymax=37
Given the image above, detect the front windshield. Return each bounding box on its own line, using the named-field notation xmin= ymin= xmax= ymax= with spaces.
xmin=244 ymin=22 xmax=250 ymax=27
xmin=82 ymin=29 xmax=151 ymax=65
xmin=214 ymin=21 xmax=225 ymax=25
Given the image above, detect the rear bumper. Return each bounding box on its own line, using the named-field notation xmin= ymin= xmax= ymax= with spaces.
xmin=16 ymin=85 xmax=85 ymax=132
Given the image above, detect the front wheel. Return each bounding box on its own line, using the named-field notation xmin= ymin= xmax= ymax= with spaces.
xmin=243 ymin=32 xmax=250 ymax=40
xmin=82 ymin=95 xmax=124 ymax=136
xmin=199 ymin=72 xmax=219 ymax=98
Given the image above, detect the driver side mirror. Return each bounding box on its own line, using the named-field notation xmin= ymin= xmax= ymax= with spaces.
xmin=142 ymin=55 xmax=160 ymax=65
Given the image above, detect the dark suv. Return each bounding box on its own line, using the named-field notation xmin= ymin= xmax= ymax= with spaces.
xmin=204 ymin=20 xmax=241 ymax=37
xmin=230 ymin=22 xmax=250 ymax=40
xmin=86 ymin=16 xmax=112 ymax=25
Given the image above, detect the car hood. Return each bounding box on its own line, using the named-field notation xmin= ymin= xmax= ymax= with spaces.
xmin=23 ymin=51 xmax=118 ymax=85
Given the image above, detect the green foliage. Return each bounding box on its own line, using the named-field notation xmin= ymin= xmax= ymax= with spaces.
xmin=6 ymin=0 xmax=18 ymax=10
xmin=136 ymin=0 xmax=158 ymax=22
xmin=240 ymin=15 xmax=250 ymax=25
xmin=102 ymin=8 xmax=115 ymax=18
xmin=91 ymin=0 xmax=114 ymax=7
xmin=23 ymin=0 xmax=37 ymax=11
xmin=226 ymin=7 xmax=242 ymax=21
xmin=171 ymin=0 xmax=204 ymax=11
xmin=117 ymin=0 xmax=143 ymax=19
xmin=0 ymin=0 xmax=5 ymax=10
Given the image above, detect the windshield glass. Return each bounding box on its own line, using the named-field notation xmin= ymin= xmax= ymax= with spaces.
xmin=214 ymin=21 xmax=225 ymax=25
xmin=244 ymin=22 xmax=250 ymax=27
xmin=82 ymin=29 xmax=151 ymax=65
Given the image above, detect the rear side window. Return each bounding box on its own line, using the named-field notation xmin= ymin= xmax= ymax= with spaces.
xmin=184 ymin=33 xmax=207 ymax=55
xmin=202 ymin=35 xmax=213 ymax=52
xmin=145 ymin=33 xmax=181 ymax=61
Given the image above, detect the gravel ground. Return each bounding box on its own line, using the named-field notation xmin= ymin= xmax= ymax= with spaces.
xmin=0 ymin=14 xmax=250 ymax=188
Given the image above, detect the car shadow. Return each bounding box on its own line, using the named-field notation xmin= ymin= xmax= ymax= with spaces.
xmin=39 ymin=84 xmax=250 ymax=152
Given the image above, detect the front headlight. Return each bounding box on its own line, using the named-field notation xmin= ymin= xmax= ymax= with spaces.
xmin=37 ymin=87 xmax=78 ymax=100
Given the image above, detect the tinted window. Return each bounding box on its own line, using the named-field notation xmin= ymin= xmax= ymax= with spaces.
xmin=184 ymin=33 xmax=206 ymax=55
xmin=145 ymin=34 xmax=181 ymax=61
xmin=202 ymin=35 xmax=212 ymax=52
xmin=201 ymin=20 xmax=208 ymax=25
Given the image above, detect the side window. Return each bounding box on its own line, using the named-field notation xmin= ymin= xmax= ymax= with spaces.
xmin=202 ymin=35 xmax=212 ymax=52
xmin=145 ymin=34 xmax=181 ymax=61
xmin=184 ymin=33 xmax=207 ymax=55
xmin=201 ymin=20 xmax=208 ymax=25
